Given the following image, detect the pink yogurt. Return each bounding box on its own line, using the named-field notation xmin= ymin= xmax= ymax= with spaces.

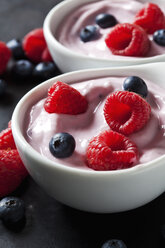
xmin=56 ymin=0 xmax=165 ymax=59
xmin=26 ymin=76 xmax=165 ymax=170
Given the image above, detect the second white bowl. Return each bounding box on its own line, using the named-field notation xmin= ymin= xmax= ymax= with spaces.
xmin=43 ymin=0 xmax=165 ymax=72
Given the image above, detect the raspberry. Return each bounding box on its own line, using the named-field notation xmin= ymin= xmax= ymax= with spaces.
xmin=0 ymin=41 xmax=11 ymax=74
xmin=105 ymin=23 xmax=150 ymax=56
xmin=0 ymin=149 xmax=28 ymax=197
xmin=86 ymin=130 xmax=138 ymax=171
xmin=42 ymin=47 xmax=53 ymax=62
xmin=44 ymin=81 xmax=88 ymax=114
xmin=0 ymin=127 xmax=16 ymax=149
xmin=104 ymin=91 xmax=151 ymax=135
xmin=134 ymin=3 xmax=165 ymax=34
xmin=23 ymin=28 xmax=47 ymax=63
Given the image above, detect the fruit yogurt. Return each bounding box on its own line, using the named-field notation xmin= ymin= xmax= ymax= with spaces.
xmin=26 ymin=76 xmax=165 ymax=170
xmin=56 ymin=0 xmax=165 ymax=59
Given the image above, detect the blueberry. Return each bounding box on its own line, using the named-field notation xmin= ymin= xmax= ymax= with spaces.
xmin=101 ymin=239 xmax=127 ymax=248
xmin=0 ymin=79 xmax=7 ymax=96
xmin=153 ymin=29 xmax=165 ymax=46
xmin=33 ymin=62 xmax=58 ymax=82
xmin=7 ymin=39 xmax=26 ymax=60
xmin=49 ymin=133 xmax=76 ymax=158
xmin=0 ymin=197 xmax=25 ymax=226
xmin=80 ymin=25 xmax=98 ymax=42
xmin=123 ymin=76 xmax=148 ymax=98
xmin=11 ymin=59 xmax=34 ymax=80
xmin=96 ymin=13 xmax=117 ymax=28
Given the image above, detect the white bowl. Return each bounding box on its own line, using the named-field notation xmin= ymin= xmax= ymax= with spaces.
xmin=43 ymin=0 xmax=165 ymax=73
xmin=12 ymin=63 xmax=165 ymax=213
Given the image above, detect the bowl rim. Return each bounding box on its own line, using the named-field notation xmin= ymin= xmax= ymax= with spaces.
xmin=12 ymin=63 xmax=165 ymax=177
xmin=43 ymin=0 xmax=165 ymax=63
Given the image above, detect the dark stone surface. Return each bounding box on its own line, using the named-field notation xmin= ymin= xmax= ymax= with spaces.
xmin=0 ymin=1 xmax=165 ymax=247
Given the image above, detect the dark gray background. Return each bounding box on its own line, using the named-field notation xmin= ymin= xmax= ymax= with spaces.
xmin=0 ymin=1 xmax=165 ymax=247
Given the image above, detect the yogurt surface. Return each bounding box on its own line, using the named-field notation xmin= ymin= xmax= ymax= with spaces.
xmin=26 ymin=76 xmax=165 ymax=170
xmin=56 ymin=0 xmax=165 ymax=59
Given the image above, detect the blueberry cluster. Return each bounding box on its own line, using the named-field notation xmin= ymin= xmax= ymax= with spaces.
xmin=0 ymin=39 xmax=61 ymax=96
xmin=80 ymin=13 xmax=117 ymax=42
xmin=7 ymin=39 xmax=60 ymax=82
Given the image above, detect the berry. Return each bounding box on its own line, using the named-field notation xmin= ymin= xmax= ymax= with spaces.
xmin=33 ymin=62 xmax=57 ymax=82
xmin=0 ymin=79 xmax=7 ymax=96
xmin=0 ymin=197 xmax=25 ymax=227
xmin=0 ymin=41 xmax=11 ymax=74
xmin=134 ymin=3 xmax=165 ymax=34
xmin=101 ymin=239 xmax=127 ymax=248
xmin=0 ymin=149 xmax=28 ymax=198
xmin=123 ymin=76 xmax=148 ymax=98
xmin=7 ymin=39 xmax=25 ymax=60
xmin=153 ymin=29 xmax=165 ymax=46
xmin=104 ymin=91 xmax=151 ymax=135
xmin=11 ymin=59 xmax=34 ymax=80
xmin=105 ymin=23 xmax=150 ymax=56
xmin=23 ymin=28 xmax=47 ymax=63
xmin=86 ymin=130 xmax=138 ymax=171
xmin=95 ymin=13 xmax=117 ymax=28
xmin=44 ymin=81 xmax=88 ymax=114
xmin=49 ymin=132 xmax=76 ymax=158
xmin=80 ymin=25 xmax=98 ymax=42
xmin=0 ymin=126 xmax=16 ymax=149
xmin=41 ymin=47 xmax=53 ymax=62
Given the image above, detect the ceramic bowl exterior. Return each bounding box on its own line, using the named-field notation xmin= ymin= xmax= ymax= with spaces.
xmin=43 ymin=0 xmax=165 ymax=72
xmin=12 ymin=63 xmax=165 ymax=213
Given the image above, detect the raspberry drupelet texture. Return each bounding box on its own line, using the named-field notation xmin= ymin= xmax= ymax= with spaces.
xmin=44 ymin=81 xmax=88 ymax=115
xmin=104 ymin=91 xmax=151 ymax=135
xmin=0 ymin=123 xmax=28 ymax=197
xmin=0 ymin=127 xmax=16 ymax=149
xmin=134 ymin=3 xmax=165 ymax=34
xmin=23 ymin=28 xmax=47 ymax=63
xmin=105 ymin=23 xmax=150 ymax=56
xmin=0 ymin=149 xmax=28 ymax=198
xmin=86 ymin=130 xmax=138 ymax=171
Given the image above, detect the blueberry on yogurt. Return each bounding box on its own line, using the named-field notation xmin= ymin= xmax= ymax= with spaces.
xmin=123 ymin=76 xmax=148 ymax=98
xmin=153 ymin=29 xmax=165 ymax=46
xmin=80 ymin=25 xmax=98 ymax=42
xmin=95 ymin=13 xmax=117 ymax=28
xmin=49 ymin=133 xmax=76 ymax=158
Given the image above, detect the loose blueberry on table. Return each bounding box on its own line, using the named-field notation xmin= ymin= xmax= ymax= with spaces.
xmin=11 ymin=59 xmax=34 ymax=80
xmin=101 ymin=239 xmax=127 ymax=248
xmin=7 ymin=39 xmax=26 ymax=60
xmin=33 ymin=62 xmax=58 ymax=82
xmin=0 ymin=196 xmax=25 ymax=229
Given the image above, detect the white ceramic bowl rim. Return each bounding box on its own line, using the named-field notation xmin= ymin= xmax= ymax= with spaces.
xmin=12 ymin=63 xmax=165 ymax=177
xmin=43 ymin=0 xmax=165 ymax=63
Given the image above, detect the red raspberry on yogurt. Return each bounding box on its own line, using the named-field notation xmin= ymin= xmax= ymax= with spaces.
xmin=56 ymin=0 xmax=165 ymax=59
xmin=26 ymin=75 xmax=165 ymax=171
